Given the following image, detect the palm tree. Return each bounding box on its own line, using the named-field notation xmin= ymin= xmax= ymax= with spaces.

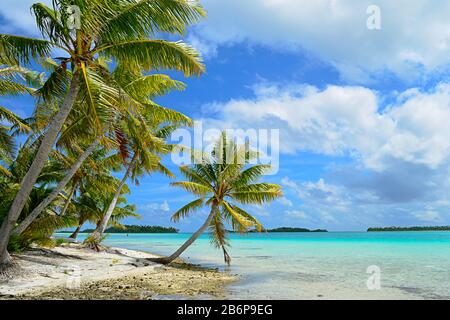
xmin=87 ymin=62 xmax=191 ymax=243
xmin=0 ymin=65 xmax=42 ymax=176
xmin=58 ymin=147 xmax=122 ymax=219
xmin=88 ymin=119 xmax=182 ymax=242
xmin=0 ymin=108 xmax=29 ymax=177
xmin=68 ymin=186 xmax=139 ymax=242
xmin=12 ymin=136 xmax=102 ymax=235
xmin=11 ymin=185 xmax=75 ymax=251
xmin=0 ymin=0 xmax=205 ymax=269
xmin=0 ymin=140 xmax=72 ymax=251
xmin=155 ymin=133 xmax=283 ymax=265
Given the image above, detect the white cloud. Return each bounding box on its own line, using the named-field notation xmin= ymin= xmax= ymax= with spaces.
xmin=186 ymin=34 xmax=218 ymax=59
xmin=205 ymin=80 xmax=450 ymax=226
xmin=285 ymin=210 xmax=308 ymax=219
xmin=412 ymin=210 xmax=442 ymax=223
xmin=140 ymin=201 xmax=170 ymax=213
xmin=0 ymin=0 xmax=52 ymax=35
xmin=4 ymin=1 xmax=450 ymax=82
xmin=247 ymin=204 xmax=270 ymax=217
xmin=194 ymin=0 xmax=450 ymax=81
xmin=282 ymin=177 xmax=353 ymax=212
xmin=203 ymin=82 xmax=450 ymax=172
xmin=282 ymin=175 xmax=450 ymax=228
xmin=278 ymin=197 xmax=293 ymax=207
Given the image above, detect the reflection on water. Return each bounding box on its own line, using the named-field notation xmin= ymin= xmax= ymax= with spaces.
xmin=62 ymin=232 xmax=450 ymax=299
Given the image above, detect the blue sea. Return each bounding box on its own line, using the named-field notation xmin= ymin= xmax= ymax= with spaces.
xmin=64 ymin=232 xmax=450 ymax=299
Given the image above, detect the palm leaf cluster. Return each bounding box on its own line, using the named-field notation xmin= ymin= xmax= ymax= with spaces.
xmin=0 ymin=0 xmax=205 ymax=260
xmin=161 ymin=132 xmax=283 ymax=265
xmin=0 ymin=1 xmax=283 ymax=268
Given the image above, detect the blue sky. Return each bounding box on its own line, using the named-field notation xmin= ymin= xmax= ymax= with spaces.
xmin=2 ymin=1 xmax=450 ymax=231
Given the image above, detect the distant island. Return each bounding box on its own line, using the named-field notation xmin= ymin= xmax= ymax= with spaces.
xmin=81 ymin=225 xmax=179 ymax=234
xmin=266 ymin=227 xmax=327 ymax=232
xmin=368 ymin=226 xmax=450 ymax=232
xmin=245 ymin=227 xmax=327 ymax=233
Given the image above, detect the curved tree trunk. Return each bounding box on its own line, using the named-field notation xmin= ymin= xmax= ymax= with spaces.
xmin=0 ymin=250 xmax=12 ymax=265
xmin=14 ymin=135 xmax=101 ymax=235
xmin=157 ymin=203 xmax=218 ymax=265
xmin=69 ymin=223 xmax=83 ymax=240
xmin=89 ymin=153 xmax=138 ymax=242
xmin=0 ymin=73 xmax=80 ymax=267
xmin=59 ymin=182 xmax=77 ymax=217
xmin=0 ymin=250 xmax=15 ymax=277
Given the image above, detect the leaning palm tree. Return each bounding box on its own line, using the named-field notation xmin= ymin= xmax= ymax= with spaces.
xmin=0 ymin=0 xmax=205 ymax=269
xmin=87 ymin=62 xmax=191 ymax=243
xmin=88 ymin=118 xmax=181 ymax=242
xmin=68 ymin=188 xmax=138 ymax=241
xmin=155 ymin=133 xmax=283 ymax=265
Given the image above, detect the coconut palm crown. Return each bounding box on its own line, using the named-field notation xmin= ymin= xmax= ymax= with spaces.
xmin=158 ymin=132 xmax=283 ymax=265
xmin=0 ymin=0 xmax=205 ymax=268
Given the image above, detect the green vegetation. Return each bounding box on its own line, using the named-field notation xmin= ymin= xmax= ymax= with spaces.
xmin=152 ymin=132 xmax=283 ymax=265
xmin=368 ymin=226 xmax=450 ymax=232
xmin=0 ymin=0 xmax=206 ymax=269
xmin=0 ymin=1 xmax=285 ymax=270
xmin=80 ymin=225 xmax=178 ymax=234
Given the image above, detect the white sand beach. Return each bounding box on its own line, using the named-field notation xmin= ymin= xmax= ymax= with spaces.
xmin=0 ymin=244 xmax=237 ymax=300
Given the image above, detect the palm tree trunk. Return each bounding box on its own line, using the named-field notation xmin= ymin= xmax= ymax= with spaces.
xmin=0 ymin=250 xmax=15 ymax=277
xmin=0 ymin=73 xmax=80 ymax=267
xmin=69 ymin=222 xmax=83 ymax=239
xmin=157 ymin=203 xmax=218 ymax=264
xmin=90 ymin=153 xmax=138 ymax=241
xmin=59 ymin=182 xmax=77 ymax=217
xmin=13 ymin=134 xmax=101 ymax=236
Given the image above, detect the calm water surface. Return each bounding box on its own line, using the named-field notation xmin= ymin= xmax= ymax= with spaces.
xmin=64 ymin=232 xmax=450 ymax=299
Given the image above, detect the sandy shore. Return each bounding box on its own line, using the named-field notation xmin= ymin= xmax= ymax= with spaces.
xmin=0 ymin=244 xmax=237 ymax=300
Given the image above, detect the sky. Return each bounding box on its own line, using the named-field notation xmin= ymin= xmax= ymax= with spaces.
xmin=2 ymin=0 xmax=450 ymax=231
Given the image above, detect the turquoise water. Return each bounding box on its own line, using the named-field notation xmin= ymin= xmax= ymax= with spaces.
xmin=65 ymin=232 xmax=450 ymax=299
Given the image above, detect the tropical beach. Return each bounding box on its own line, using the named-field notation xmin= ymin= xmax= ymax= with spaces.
xmin=1 ymin=230 xmax=450 ymax=300
xmin=1 ymin=0 xmax=450 ymax=304
xmin=0 ymin=244 xmax=236 ymax=300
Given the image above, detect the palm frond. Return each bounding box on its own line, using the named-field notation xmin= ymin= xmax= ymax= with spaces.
xmin=0 ymin=34 xmax=52 ymax=65
xmin=97 ymin=0 xmax=206 ymax=43
xmin=171 ymin=198 xmax=203 ymax=222
xmin=209 ymin=211 xmax=231 ymax=265
xmin=0 ymin=106 xmax=30 ymax=133
xmin=170 ymin=181 xmax=212 ymax=196
xmin=221 ymin=200 xmax=255 ymax=230
xmin=229 ymin=188 xmax=283 ymax=205
xmin=96 ymin=40 xmax=204 ymax=76
xmin=124 ymin=74 xmax=186 ymax=100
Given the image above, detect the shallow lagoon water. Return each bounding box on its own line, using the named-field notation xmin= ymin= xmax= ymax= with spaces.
xmin=66 ymin=232 xmax=450 ymax=299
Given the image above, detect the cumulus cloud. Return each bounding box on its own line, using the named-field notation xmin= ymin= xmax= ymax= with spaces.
xmin=285 ymin=210 xmax=308 ymax=219
xmin=0 ymin=0 xmax=52 ymax=35
xmin=191 ymin=0 xmax=450 ymax=81
xmin=412 ymin=210 xmax=442 ymax=223
xmin=278 ymin=197 xmax=293 ymax=207
xmin=4 ymin=1 xmax=450 ymax=81
xmin=282 ymin=176 xmax=450 ymax=227
xmin=201 ymin=81 xmax=450 ymax=226
xmin=203 ymin=82 xmax=450 ymax=172
xmin=282 ymin=177 xmax=353 ymax=212
xmin=140 ymin=201 xmax=170 ymax=213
